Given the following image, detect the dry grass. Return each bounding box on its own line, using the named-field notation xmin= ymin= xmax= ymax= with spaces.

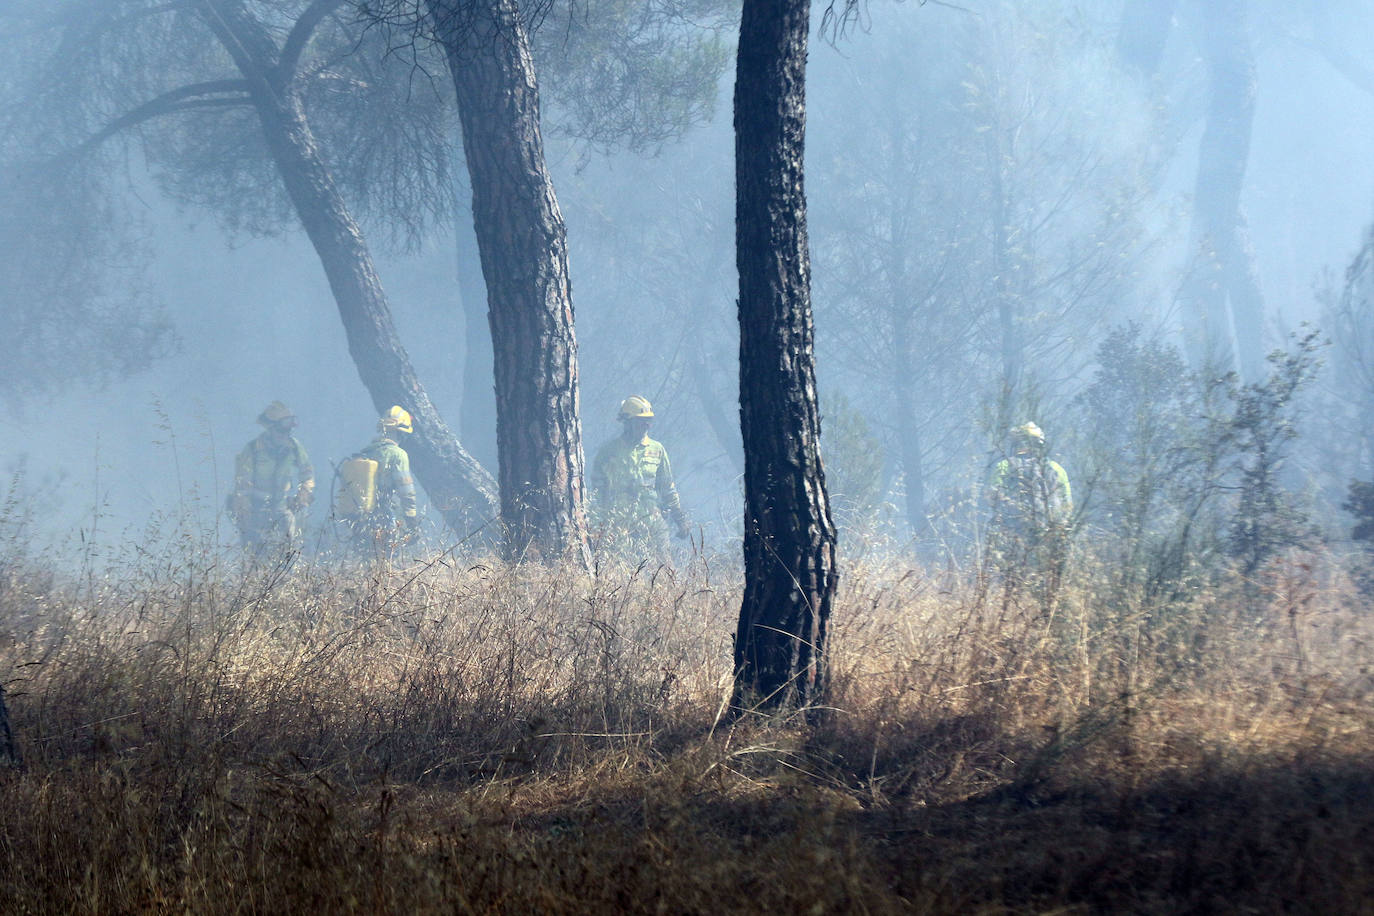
xmin=1 ymin=538 xmax=1372 ymax=914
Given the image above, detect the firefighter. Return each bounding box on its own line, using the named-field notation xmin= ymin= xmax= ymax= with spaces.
xmin=988 ymin=421 xmax=1073 ymax=595
xmin=229 ymin=401 xmax=315 ymax=552
xmin=990 ymin=422 xmax=1072 ymax=531
xmin=336 ymin=406 xmax=420 ymax=553
xmin=590 ymin=396 xmax=690 ymax=562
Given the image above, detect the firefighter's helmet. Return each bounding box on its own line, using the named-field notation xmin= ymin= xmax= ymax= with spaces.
xmin=258 ymin=401 xmax=297 ymax=428
xmin=617 ymin=396 xmax=654 ymax=421
xmin=380 ymin=405 xmax=413 ymax=435
xmin=1011 ymin=422 xmax=1045 ymax=445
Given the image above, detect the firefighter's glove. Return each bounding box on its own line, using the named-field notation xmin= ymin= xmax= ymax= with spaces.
xmin=674 ymin=519 xmax=691 ymax=541
xmin=403 ymin=514 xmax=420 ymax=531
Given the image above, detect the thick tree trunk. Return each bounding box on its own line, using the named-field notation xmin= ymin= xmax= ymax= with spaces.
xmin=429 ymin=0 xmax=590 ymax=564
xmin=202 ymin=1 xmax=499 ymax=535
xmin=456 ymin=213 xmax=498 ymax=472
xmin=1179 ymin=0 xmax=1264 ymax=380
xmin=731 ymin=0 xmax=838 ymax=712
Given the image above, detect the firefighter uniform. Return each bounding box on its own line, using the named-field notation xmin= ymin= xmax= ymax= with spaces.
xmin=591 ymin=396 xmax=689 ymax=561
xmin=355 ymin=434 xmax=418 ymax=526
xmin=230 ymin=402 xmax=315 ymax=551
xmin=338 ymin=406 xmax=419 ymax=555
xmin=988 ymin=422 xmax=1072 ymax=596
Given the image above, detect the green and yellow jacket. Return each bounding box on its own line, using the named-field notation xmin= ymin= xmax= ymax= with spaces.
xmin=356 ymin=435 xmax=418 ymax=520
xmin=233 ymin=433 xmax=314 ymax=512
xmin=990 ymin=454 xmax=1072 ymax=531
xmin=591 ymin=433 xmax=687 ymax=532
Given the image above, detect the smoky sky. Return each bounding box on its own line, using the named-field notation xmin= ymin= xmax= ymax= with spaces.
xmin=4 ymin=0 xmax=1373 ymax=559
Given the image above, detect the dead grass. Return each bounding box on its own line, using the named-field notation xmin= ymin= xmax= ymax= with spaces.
xmin=1 ymin=540 xmax=1372 ymax=914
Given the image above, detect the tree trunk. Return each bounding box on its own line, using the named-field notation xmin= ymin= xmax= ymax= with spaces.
xmin=1179 ymin=0 xmax=1263 ymax=380
xmin=428 ymin=0 xmax=590 ymax=564
xmin=731 ymin=0 xmax=838 ymax=713
xmin=456 ymin=211 xmax=498 ymax=472
xmin=1116 ymin=0 xmax=1178 ymax=80
xmin=202 ymin=1 xmax=499 ymax=535
xmin=987 ymin=129 xmax=1022 ymax=396
xmin=890 ymin=309 xmax=928 ymax=540
xmin=0 ymin=684 xmax=19 ymax=770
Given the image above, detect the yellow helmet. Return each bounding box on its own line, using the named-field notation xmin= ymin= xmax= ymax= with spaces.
xmin=380 ymin=405 xmax=413 ymax=435
xmin=617 ymin=395 xmax=654 ymax=421
xmin=258 ymin=401 xmax=296 ymax=428
xmin=1011 ymin=421 xmax=1045 ymax=444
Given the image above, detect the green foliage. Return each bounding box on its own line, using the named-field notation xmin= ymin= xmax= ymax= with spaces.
xmin=535 ymin=0 xmax=734 ymax=154
xmin=0 ymin=163 xmax=175 ymax=400
xmin=1343 ymin=479 xmax=1374 ymax=543
xmin=1225 ymin=331 xmax=1322 ymax=576
xmin=1074 ymin=325 xmax=1219 ymax=595
xmin=1072 ymin=325 xmax=1321 ymax=620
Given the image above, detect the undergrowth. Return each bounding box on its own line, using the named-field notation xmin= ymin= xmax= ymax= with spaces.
xmin=0 ymin=538 xmax=1371 ymax=914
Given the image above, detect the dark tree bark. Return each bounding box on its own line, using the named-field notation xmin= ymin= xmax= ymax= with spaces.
xmin=427 ymin=0 xmax=590 ymax=564
xmin=731 ymin=0 xmax=838 ymax=712
xmin=0 ymin=684 xmax=19 ymax=770
xmin=200 ymin=0 xmax=499 ymax=533
xmin=455 ymin=211 xmax=498 ymax=472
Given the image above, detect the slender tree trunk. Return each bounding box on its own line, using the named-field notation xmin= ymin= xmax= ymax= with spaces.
xmin=885 ymin=170 xmax=927 ymax=541
xmin=890 ymin=311 xmax=927 ymax=540
xmin=0 ymin=684 xmax=19 ymax=770
xmin=987 ymin=129 xmax=1022 ymax=395
xmin=731 ymin=0 xmax=838 ymax=712
xmin=201 ymin=1 xmax=499 ymax=534
xmin=428 ymin=0 xmax=590 ymax=564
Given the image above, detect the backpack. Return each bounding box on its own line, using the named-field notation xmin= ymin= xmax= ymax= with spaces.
xmin=334 ymin=456 xmax=379 ymax=518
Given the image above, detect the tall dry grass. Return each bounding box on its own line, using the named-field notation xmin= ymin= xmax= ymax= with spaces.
xmin=1 ymin=535 xmax=1371 ymax=913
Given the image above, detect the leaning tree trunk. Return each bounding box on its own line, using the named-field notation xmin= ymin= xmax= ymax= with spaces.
xmin=731 ymin=0 xmax=838 ymax=713
xmin=202 ymin=2 xmax=499 ymax=535
xmin=429 ymin=0 xmax=590 ymax=565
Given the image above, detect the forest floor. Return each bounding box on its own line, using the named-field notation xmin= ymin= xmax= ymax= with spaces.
xmin=1 ymin=541 xmax=1371 ymax=914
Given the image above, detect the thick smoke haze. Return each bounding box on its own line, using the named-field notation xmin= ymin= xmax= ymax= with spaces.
xmin=3 ymin=0 xmax=1373 ymax=559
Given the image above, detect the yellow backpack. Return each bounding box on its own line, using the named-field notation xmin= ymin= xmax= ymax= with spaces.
xmin=335 ymin=457 xmax=379 ymax=518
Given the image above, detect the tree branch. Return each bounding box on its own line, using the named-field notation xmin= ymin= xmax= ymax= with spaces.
xmin=279 ymin=0 xmax=349 ymax=81
xmin=67 ymin=80 xmax=252 ymax=159
xmin=1300 ymin=4 xmax=1374 ymax=99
